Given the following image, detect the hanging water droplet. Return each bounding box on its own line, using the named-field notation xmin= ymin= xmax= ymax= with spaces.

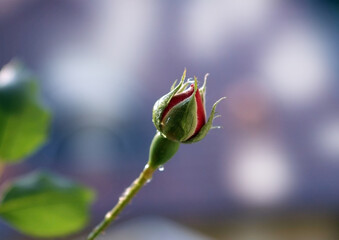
xmin=158 ymin=165 xmax=165 ymax=172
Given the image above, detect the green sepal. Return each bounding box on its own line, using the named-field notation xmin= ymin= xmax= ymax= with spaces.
xmin=183 ymin=97 xmax=226 ymax=143
xmin=170 ymin=79 xmax=178 ymax=91
xmin=152 ymin=69 xmax=186 ymax=131
xmin=199 ymin=73 xmax=208 ymax=107
xmin=178 ymin=81 xmax=190 ymax=93
xmin=148 ymin=131 xmax=180 ymax=168
xmin=161 ymin=77 xmax=198 ymax=142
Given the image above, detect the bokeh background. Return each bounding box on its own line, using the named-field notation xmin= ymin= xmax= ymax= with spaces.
xmin=0 ymin=0 xmax=339 ymax=239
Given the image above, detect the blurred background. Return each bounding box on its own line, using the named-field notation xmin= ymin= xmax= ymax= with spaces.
xmin=0 ymin=0 xmax=339 ymax=239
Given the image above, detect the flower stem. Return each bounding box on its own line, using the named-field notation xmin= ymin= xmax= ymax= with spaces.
xmin=87 ymin=165 xmax=156 ymax=240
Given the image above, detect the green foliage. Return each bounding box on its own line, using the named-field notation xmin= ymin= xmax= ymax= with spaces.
xmin=0 ymin=171 xmax=95 ymax=237
xmin=0 ymin=61 xmax=95 ymax=238
xmin=0 ymin=61 xmax=51 ymax=162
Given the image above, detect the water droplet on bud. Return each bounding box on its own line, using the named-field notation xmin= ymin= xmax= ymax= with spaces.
xmin=158 ymin=165 xmax=165 ymax=172
xmin=187 ymin=78 xmax=194 ymax=84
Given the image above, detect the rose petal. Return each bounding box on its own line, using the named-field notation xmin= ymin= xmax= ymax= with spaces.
xmin=192 ymin=87 xmax=206 ymax=136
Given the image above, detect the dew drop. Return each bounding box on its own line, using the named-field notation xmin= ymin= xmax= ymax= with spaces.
xmin=158 ymin=165 xmax=165 ymax=172
xmin=146 ymin=178 xmax=152 ymax=184
xmin=105 ymin=212 xmax=112 ymax=219
xmin=187 ymin=78 xmax=194 ymax=84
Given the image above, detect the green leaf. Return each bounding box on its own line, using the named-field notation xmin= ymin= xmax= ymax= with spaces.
xmin=0 ymin=171 xmax=95 ymax=238
xmin=0 ymin=61 xmax=51 ymax=162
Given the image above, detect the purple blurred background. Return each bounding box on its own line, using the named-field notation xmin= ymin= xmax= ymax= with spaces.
xmin=0 ymin=0 xmax=339 ymax=239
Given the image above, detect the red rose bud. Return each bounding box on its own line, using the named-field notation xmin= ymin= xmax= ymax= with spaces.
xmin=152 ymin=69 xmax=225 ymax=143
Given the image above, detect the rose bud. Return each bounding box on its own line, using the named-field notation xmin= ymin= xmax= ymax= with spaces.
xmin=152 ymin=69 xmax=225 ymax=143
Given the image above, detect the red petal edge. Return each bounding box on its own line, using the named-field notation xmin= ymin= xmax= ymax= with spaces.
xmin=192 ymin=86 xmax=206 ymax=137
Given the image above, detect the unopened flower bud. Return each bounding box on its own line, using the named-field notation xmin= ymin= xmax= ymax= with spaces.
xmin=152 ymin=69 xmax=225 ymax=143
